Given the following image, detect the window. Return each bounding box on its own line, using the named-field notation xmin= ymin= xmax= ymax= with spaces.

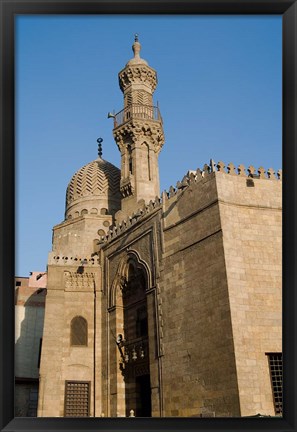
xmin=70 ymin=316 xmax=88 ymax=346
xmin=267 ymin=353 xmax=282 ymax=414
xmin=16 ymin=281 xmax=21 ymax=286
xmin=64 ymin=381 xmax=90 ymax=417
xmin=128 ymin=145 xmax=133 ymax=174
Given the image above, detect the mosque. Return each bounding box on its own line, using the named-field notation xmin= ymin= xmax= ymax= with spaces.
xmin=34 ymin=36 xmax=282 ymax=418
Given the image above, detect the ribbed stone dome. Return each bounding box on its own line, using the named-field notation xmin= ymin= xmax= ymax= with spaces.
xmin=65 ymin=157 xmax=121 ymax=220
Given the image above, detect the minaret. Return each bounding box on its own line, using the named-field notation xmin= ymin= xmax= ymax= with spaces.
xmin=112 ymin=35 xmax=165 ymax=218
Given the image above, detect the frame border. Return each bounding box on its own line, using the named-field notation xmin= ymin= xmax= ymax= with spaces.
xmin=1 ymin=1 xmax=296 ymax=431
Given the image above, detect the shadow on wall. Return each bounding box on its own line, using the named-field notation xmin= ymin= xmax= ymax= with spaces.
xmin=15 ymin=288 xmax=46 ymax=417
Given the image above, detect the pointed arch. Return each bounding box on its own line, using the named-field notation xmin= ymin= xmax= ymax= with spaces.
xmin=109 ymin=249 xmax=151 ymax=309
xmin=70 ymin=316 xmax=88 ymax=346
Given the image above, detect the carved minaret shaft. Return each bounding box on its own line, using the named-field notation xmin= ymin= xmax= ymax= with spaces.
xmin=112 ymin=36 xmax=164 ymax=217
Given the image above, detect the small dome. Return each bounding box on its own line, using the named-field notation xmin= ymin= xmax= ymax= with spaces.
xmin=65 ymin=158 xmax=121 ymax=219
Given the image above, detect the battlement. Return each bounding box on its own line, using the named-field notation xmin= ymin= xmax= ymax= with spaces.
xmin=101 ymin=197 xmax=162 ymax=245
xmin=100 ymin=160 xmax=282 ymax=246
xmin=214 ymin=161 xmax=282 ymax=180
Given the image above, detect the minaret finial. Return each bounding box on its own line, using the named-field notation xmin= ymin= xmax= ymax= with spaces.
xmin=97 ymin=137 xmax=103 ymax=158
xmin=132 ymin=34 xmax=141 ymax=59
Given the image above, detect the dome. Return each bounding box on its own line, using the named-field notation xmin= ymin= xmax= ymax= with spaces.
xmin=65 ymin=157 xmax=121 ymax=220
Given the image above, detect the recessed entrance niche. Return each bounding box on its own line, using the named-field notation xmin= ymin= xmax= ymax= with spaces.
xmin=122 ymin=261 xmax=151 ymax=417
xmin=111 ymin=256 xmax=152 ymax=417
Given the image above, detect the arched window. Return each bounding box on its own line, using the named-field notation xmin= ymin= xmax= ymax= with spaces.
xmin=128 ymin=145 xmax=133 ymax=174
xmin=70 ymin=316 xmax=88 ymax=346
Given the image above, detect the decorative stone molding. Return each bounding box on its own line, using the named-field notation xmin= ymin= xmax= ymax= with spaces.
xmin=227 ymin=162 xmax=236 ymax=175
xmin=120 ymin=175 xmax=135 ymax=197
xmin=64 ymin=271 xmax=95 ymax=292
xmin=66 ymin=159 xmax=121 ymax=206
xmin=49 ymin=254 xmax=100 ymax=266
xmin=113 ymin=120 xmax=164 ymax=154
xmin=118 ymin=65 xmax=157 ymax=93
xmin=214 ymin=161 xmax=282 ymax=180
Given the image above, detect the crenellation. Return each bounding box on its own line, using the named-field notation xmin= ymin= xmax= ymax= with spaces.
xmin=195 ymin=168 xmax=203 ymax=180
xmin=227 ymin=162 xmax=236 ymax=175
xmin=237 ymin=164 xmax=246 ymax=177
xmin=247 ymin=165 xmax=256 ymax=177
xmin=169 ymin=186 xmax=176 ymax=198
xmin=216 ymin=161 xmax=226 ymax=172
xmin=213 ymin=161 xmax=280 ymax=180
xmin=257 ymin=167 xmax=266 ymax=178
xmin=203 ymin=163 xmax=211 ymax=175
xmin=267 ymin=168 xmax=276 ymax=179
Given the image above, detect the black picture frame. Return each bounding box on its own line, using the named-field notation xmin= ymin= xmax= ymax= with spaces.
xmin=0 ymin=1 xmax=296 ymax=431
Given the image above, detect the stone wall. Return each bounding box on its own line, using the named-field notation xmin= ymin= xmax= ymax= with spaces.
xmin=37 ymin=265 xmax=99 ymax=417
xmin=160 ymin=173 xmax=240 ymax=417
xmin=216 ymin=169 xmax=282 ymax=416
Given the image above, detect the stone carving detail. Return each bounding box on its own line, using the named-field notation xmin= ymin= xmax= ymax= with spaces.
xmin=49 ymin=255 xmax=100 ymax=266
xmin=215 ymin=161 xmax=280 ymax=180
xmin=203 ymin=164 xmax=211 ymax=176
xmin=64 ymin=271 xmax=95 ymax=291
xmin=267 ymin=167 xmax=276 ymax=179
xmin=227 ymin=162 xmax=236 ymax=175
xmin=113 ymin=121 xmax=164 ymax=154
xmin=120 ymin=175 xmax=135 ymax=197
xmin=119 ymin=65 xmax=157 ymax=92
xmin=216 ymin=161 xmax=225 ymax=172
xmin=247 ymin=165 xmax=256 ymax=177
xmin=258 ymin=166 xmax=266 ymax=178
xmin=237 ymin=164 xmax=246 ymax=177
xmin=66 ymin=159 xmax=121 ymax=206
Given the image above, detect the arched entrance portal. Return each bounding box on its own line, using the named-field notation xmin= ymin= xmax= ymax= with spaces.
xmin=121 ymin=260 xmax=151 ymax=417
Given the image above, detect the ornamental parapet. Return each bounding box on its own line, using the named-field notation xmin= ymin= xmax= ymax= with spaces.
xmin=113 ymin=119 xmax=164 ymax=153
xmin=98 ymin=160 xmax=282 ymax=246
xmin=118 ymin=65 xmax=157 ymax=92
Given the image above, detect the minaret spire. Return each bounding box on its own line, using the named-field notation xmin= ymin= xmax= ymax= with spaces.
xmin=112 ymin=38 xmax=165 ymax=218
xmin=97 ymin=137 xmax=103 ymax=158
xmin=132 ymin=34 xmax=141 ymax=60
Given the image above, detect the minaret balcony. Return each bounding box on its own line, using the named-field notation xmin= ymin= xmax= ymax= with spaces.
xmin=113 ymin=104 xmax=162 ymax=128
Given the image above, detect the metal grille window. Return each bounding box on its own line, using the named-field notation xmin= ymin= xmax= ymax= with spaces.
xmin=70 ymin=316 xmax=88 ymax=346
xmin=267 ymin=353 xmax=282 ymax=414
xmin=64 ymin=381 xmax=90 ymax=417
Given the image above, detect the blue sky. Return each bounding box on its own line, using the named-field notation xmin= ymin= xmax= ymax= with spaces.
xmin=15 ymin=15 xmax=282 ymax=277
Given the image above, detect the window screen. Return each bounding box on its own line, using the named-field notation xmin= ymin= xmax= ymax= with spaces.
xmin=267 ymin=353 xmax=282 ymax=415
xmin=70 ymin=316 xmax=88 ymax=346
xmin=64 ymin=381 xmax=90 ymax=417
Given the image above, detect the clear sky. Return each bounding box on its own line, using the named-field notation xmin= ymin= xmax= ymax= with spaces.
xmin=15 ymin=15 xmax=282 ymax=277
